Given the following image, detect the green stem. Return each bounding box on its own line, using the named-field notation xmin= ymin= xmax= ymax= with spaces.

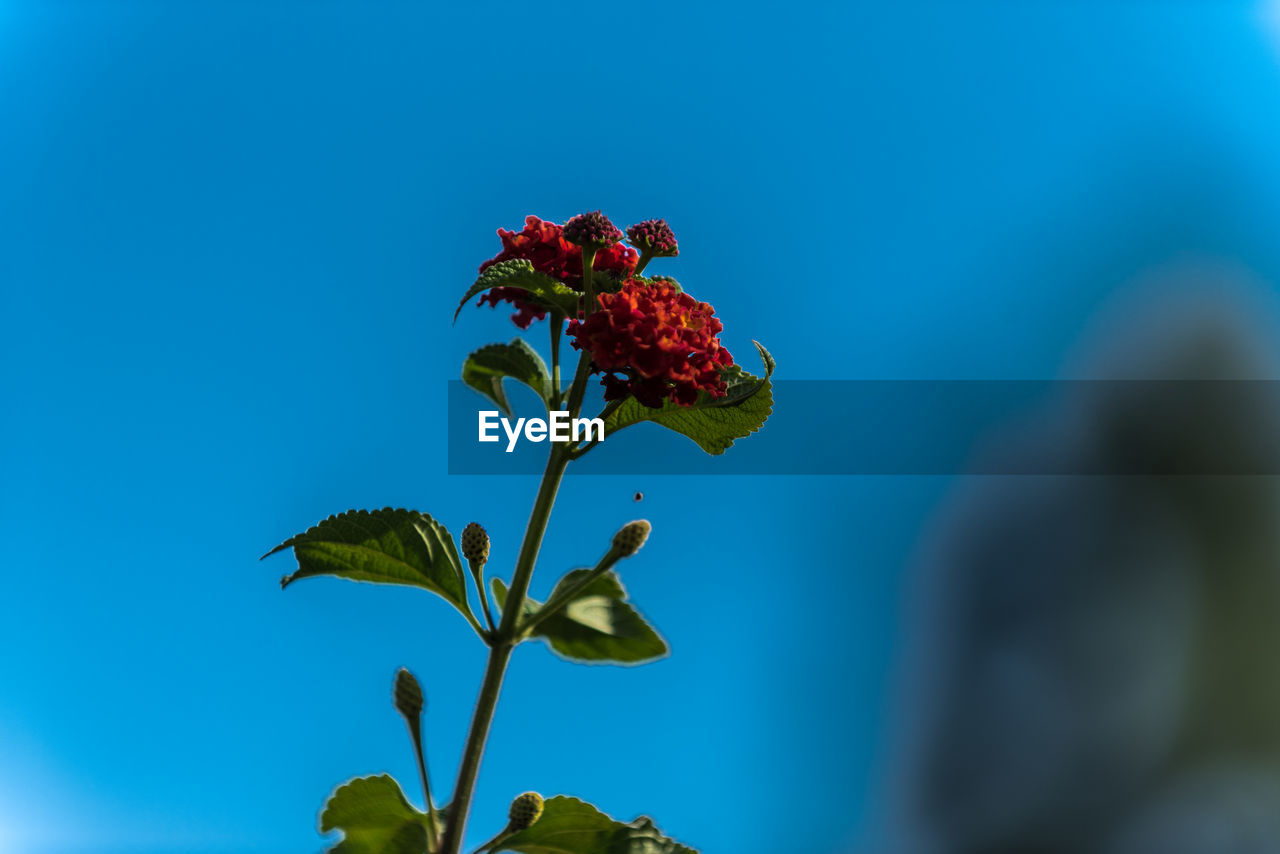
xmin=581 ymin=247 xmax=598 ymax=314
xmin=549 ymin=311 xmax=563 ymax=406
xmin=439 ymin=447 xmax=570 ymax=854
xmin=470 ymin=824 xmax=515 ymax=854
xmin=441 ymin=250 xmax=598 ymax=852
xmin=565 ymin=351 xmax=593 ymax=421
xmin=496 ymin=448 xmax=569 ymax=636
xmin=439 ymin=642 xmax=511 ymax=854
xmin=595 ymin=397 xmax=623 ymax=424
xmin=634 ymin=249 xmax=654 ymax=276
xmin=469 ymin=565 xmax=497 ymax=635
xmin=407 ymin=717 xmax=440 ymax=851
xmin=566 ymin=399 xmax=621 ymax=459
xmin=563 ymin=246 xmax=599 ymax=421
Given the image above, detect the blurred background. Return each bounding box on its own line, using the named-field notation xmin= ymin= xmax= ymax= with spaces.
xmin=7 ymin=1 xmax=1280 ymax=852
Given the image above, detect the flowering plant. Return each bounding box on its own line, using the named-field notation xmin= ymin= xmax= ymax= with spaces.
xmin=264 ymin=211 xmax=773 ymax=853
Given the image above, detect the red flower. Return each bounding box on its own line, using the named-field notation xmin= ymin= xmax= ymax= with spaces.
xmin=563 ymin=210 xmax=624 ymax=249
xmin=626 ymin=219 xmax=679 ymax=257
xmin=567 ymin=278 xmax=733 ymax=408
xmin=476 ymin=215 xmax=637 ymax=328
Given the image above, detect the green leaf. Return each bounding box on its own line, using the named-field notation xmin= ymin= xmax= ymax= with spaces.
xmin=463 ymin=338 xmax=552 ymax=417
xmin=603 ymin=340 xmax=775 ymax=455
xmin=320 ymin=775 xmax=431 ymax=854
xmin=495 ymin=796 xmax=696 ymax=854
xmin=263 ymin=508 xmax=472 ymax=621
xmin=454 ymin=259 xmax=581 ymax=323
xmin=492 ymin=571 xmax=668 ymax=665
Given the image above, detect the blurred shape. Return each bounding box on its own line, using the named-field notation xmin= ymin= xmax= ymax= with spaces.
xmin=891 ymin=278 xmax=1280 ymax=853
xmin=1108 ymin=761 xmax=1280 ymax=853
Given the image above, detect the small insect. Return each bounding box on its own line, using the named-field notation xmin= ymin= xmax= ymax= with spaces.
xmin=633 ymin=491 xmax=643 ymax=502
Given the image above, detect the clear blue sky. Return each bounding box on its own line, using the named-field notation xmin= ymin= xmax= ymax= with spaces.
xmin=7 ymin=2 xmax=1280 ymax=852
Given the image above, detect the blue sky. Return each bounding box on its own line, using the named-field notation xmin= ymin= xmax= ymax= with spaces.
xmin=7 ymin=2 xmax=1280 ymax=852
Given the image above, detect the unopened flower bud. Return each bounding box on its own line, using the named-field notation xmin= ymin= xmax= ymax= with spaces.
xmin=393 ymin=667 xmax=423 ymax=720
xmin=461 ymin=522 xmax=490 ymax=567
xmin=508 ymin=792 xmax=544 ymax=831
xmin=563 ymin=211 xmax=623 ymax=250
xmin=612 ymin=520 xmax=651 ymax=557
xmin=626 ymin=219 xmax=679 ymax=257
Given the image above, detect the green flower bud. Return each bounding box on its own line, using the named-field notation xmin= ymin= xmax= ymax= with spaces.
xmin=611 ymin=519 xmax=651 ymax=557
xmin=461 ymin=522 xmax=490 ymax=568
xmin=393 ymin=667 xmax=423 ymax=720
xmin=508 ymin=792 xmax=544 ymax=831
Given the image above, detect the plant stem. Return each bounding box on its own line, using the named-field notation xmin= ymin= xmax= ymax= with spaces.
xmin=439 ymin=447 xmax=570 ymax=854
xmin=439 ymin=641 xmax=512 ymax=854
xmin=441 ymin=251 xmax=599 ymax=854
xmin=634 ymin=249 xmax=654 ymax=276
xmin=566 ymin=398 xmax=622 ymax=459
xmin=565 ymin=352 xmax=593 ymax=420
xmin=497 ymin=449 xmax=569 ymax=636
xmin=566 ymin=248 xmax=599 ymax=420
xmin=406 ymin=716 xmax=440 ymax=851
xmin=581 ymin=247 xmax=597 ymax=313
xmin=469 ymin=566 xmax=497 ymax=635
xmin=549 ymin=311 xmax=563 ymax=406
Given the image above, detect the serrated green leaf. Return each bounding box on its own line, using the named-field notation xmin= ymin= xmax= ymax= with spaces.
xmin=463 ymin=339 xmax=552 ymax=417
xmin=603 ymin=340 xmax=775 ymax=455
xmin=263 ymin=508 xmax=472 ymax=621
xmin=495 ymin=796 xmax=696 ymax=854
xmin=319 ymin=775 xmax=431 ymax=854
xmin=492 ymin=571 xmax=667 ymax=665
xmin=455 ymin=259 xmax=581 ymax=323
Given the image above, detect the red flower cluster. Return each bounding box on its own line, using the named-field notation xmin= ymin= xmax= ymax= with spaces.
xmin=476 ymin=216 xmax=637 ymax=328
xmin=568 ymin=278 xmax=733 ymax=408
xmin=626 ymin=219 xmax=679 ymax=257
xmin=563 ymin=210 xmax=624 ymax=249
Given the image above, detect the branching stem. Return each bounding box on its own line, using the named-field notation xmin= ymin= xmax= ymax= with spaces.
xmin=439 ymin=447 xmax=570 ymax=854
xmin=439 ymin=248 xmax=602 ymax=854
